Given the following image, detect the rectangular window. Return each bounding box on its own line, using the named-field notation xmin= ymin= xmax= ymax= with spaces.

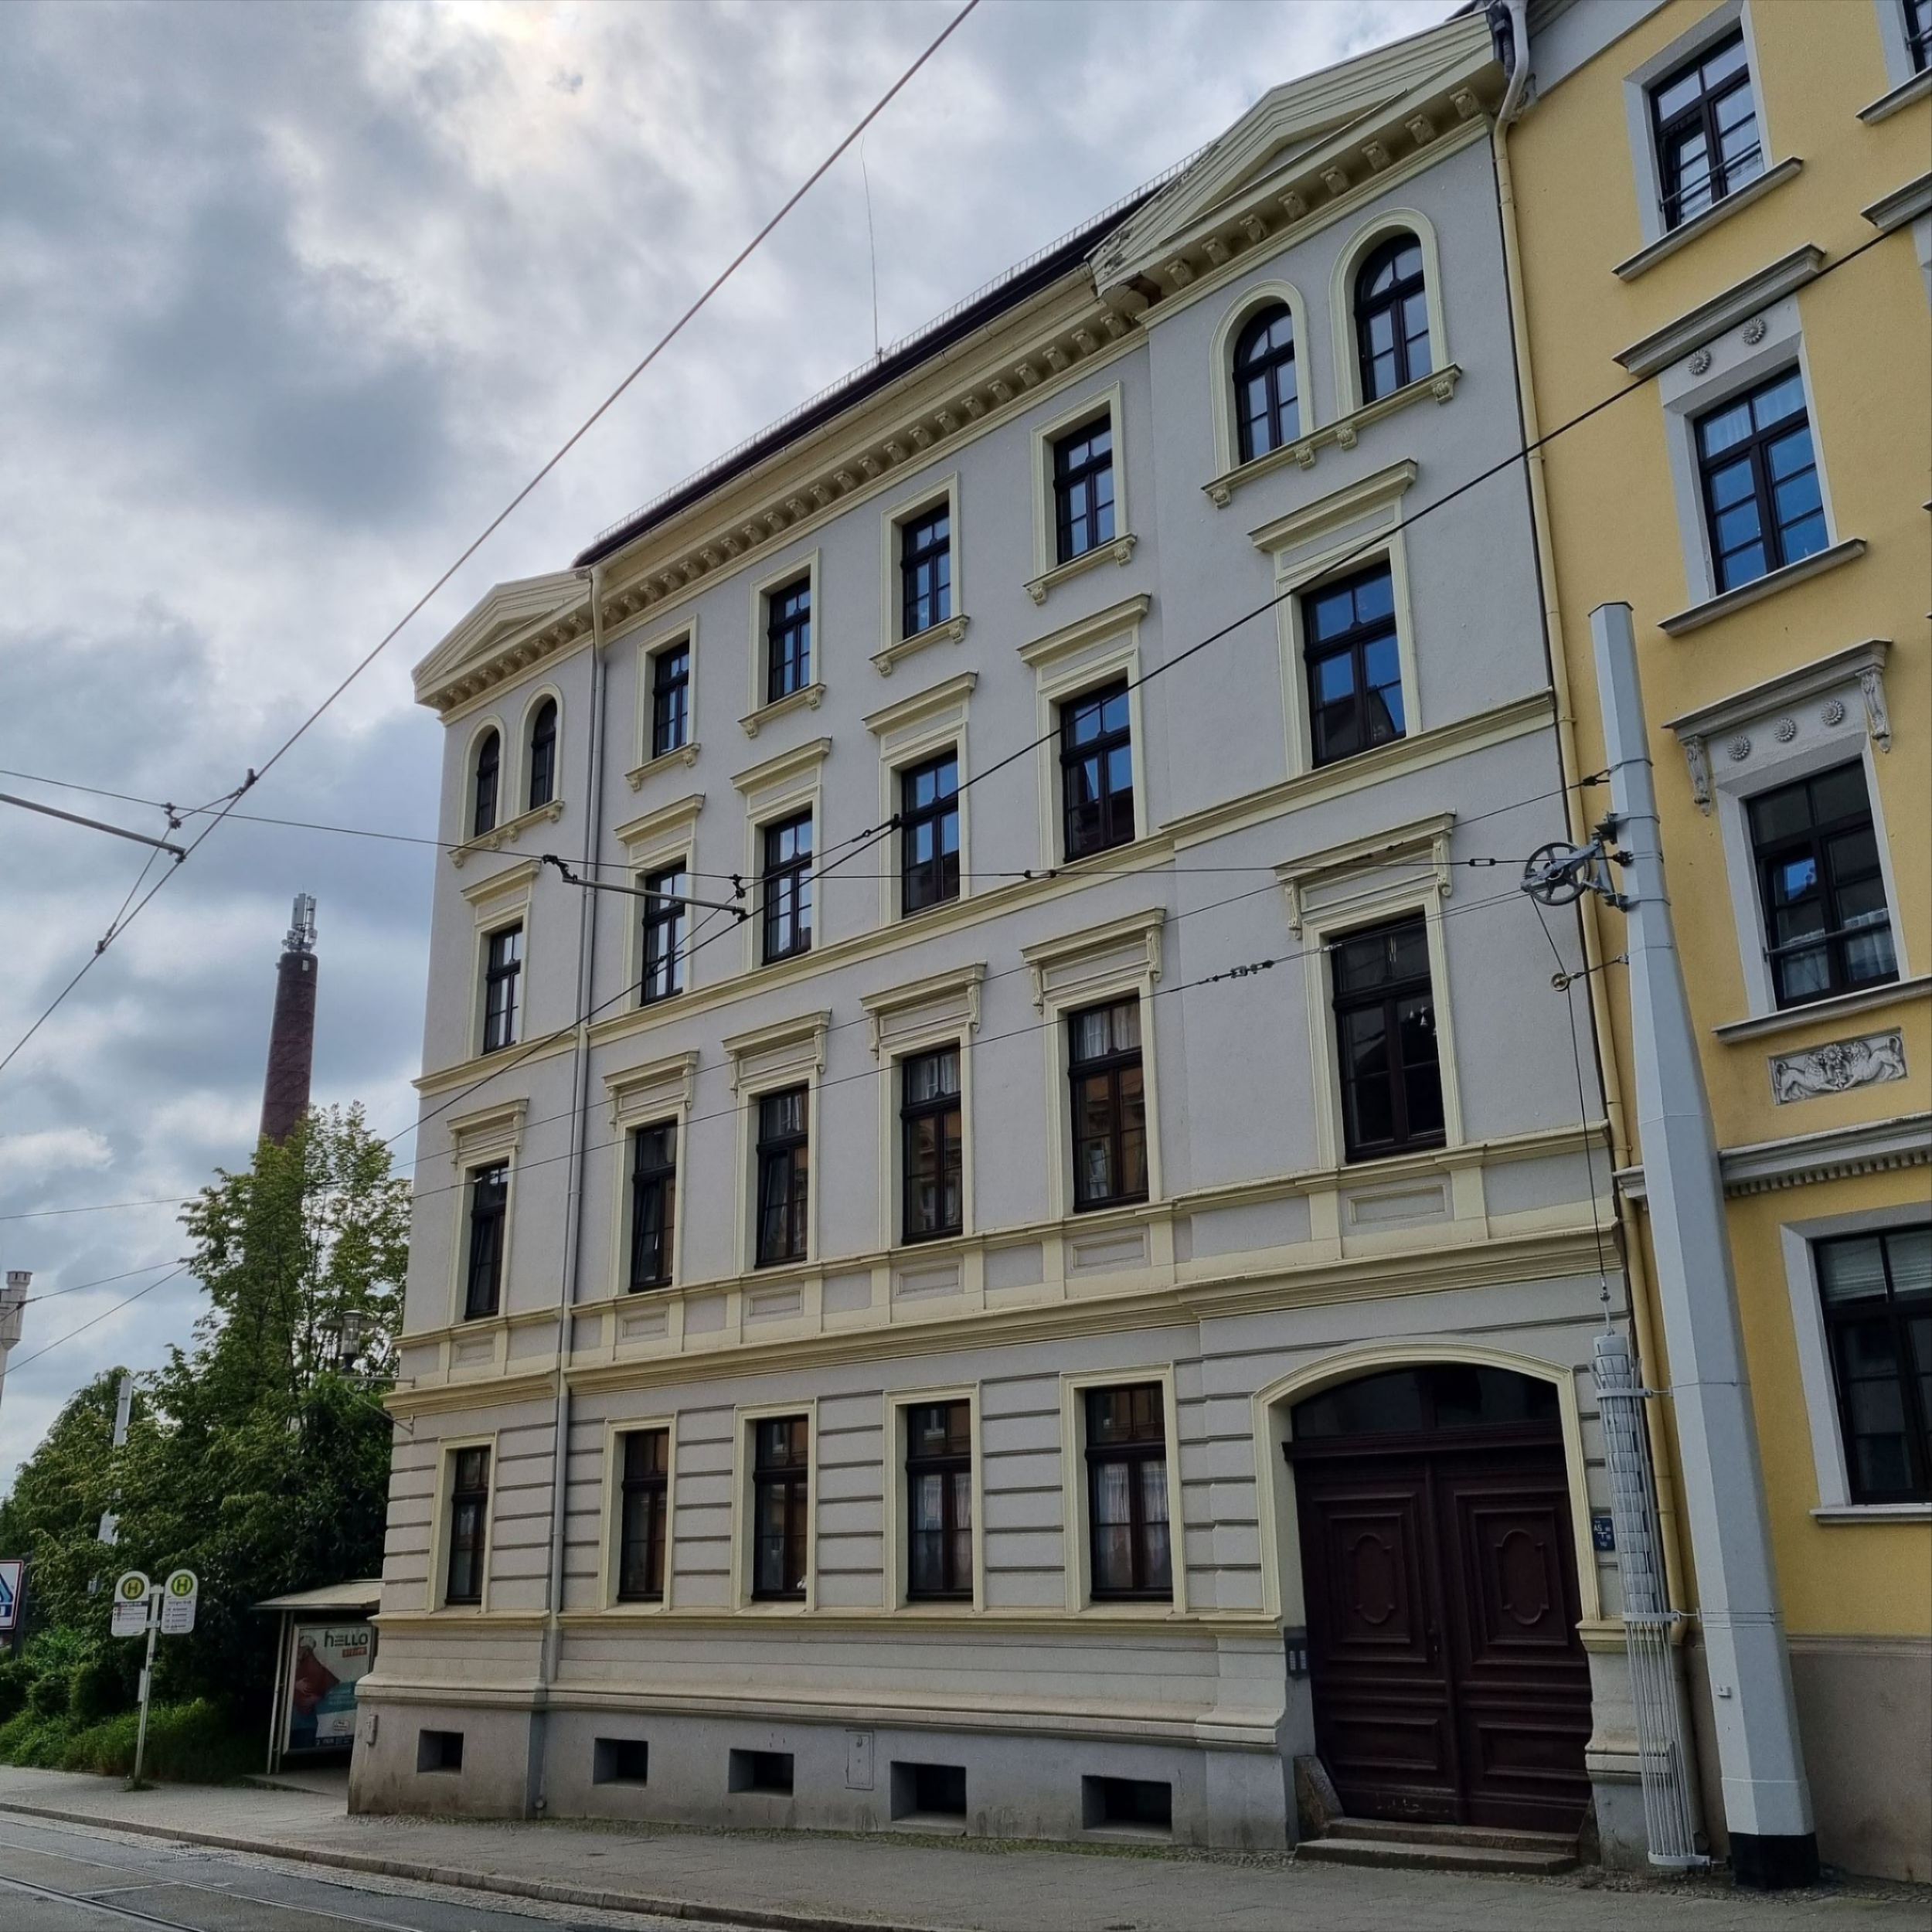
xmin=638 ymin=865 xmax=687 ymax=1005
xmin=445 ymin=1446 xmax=490 ymax=1605
xmin=900 ymin=752 xmax=960 ymax=915
xmin=617 ymin=1428 xmax=670 ymax=1600
xmin=1332 ymin=917 xmax=1444 ymax=1163
xmin=765 ymin=576 xmax=812 ymax=703
xmin=1748 ymin=763 xmax=1897 ymax=1009
xmin=1302 ymin=563 xmax=1404 ymax=767
xmin=760 ymin=812 xmax=813 ymax=964
xmin=750 ymin=1415 xmax=809 ymax=1600
xmin=1059 ymin=681 xmax=1134 ymax=861
xmin=905 ymin=1400 xmax=972 ymax=1600
xmin=1067 ymin=998 xmax=1147 ymax=1212
xmin=900 ymin=505 xmax=952 ymax=638
xmin=754 ymin=1087 xmax=809 ymax=1267
xmin=481 ymin=923 xmax=522 ymax=1053
xmin=900 ymin=1047 xmax=963 ymax=1243
xmin=627 ymin=1122 xmax=677 ymax=1292
xmin=1052 ymin=416 xmax=1115 ymax=564
xmin=1650 ymin=30 xmax=1762 ymax=230
xmin=1910 ymin=0 xmax=1932 ymax=73
xmin=463 ymin=1162 xmax=509 ymax=1321
xmin=1815 ymin=1228 xmax=1931 ymax=1504
xmin=650 ymin=641 xmax=690 ymax=758
xmin=1695 ymin=369 xmax=1826 ymax=593
xmin=1084 ymin=1385 xmax=1171 ymax=1600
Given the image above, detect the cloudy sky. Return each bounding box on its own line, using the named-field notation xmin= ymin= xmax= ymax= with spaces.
xmin=0 ymin=0 xmax=1447 ymax=1492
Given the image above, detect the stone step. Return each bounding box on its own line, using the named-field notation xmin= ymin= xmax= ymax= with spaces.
xmin=1298 ymin=1825 xmax=1579 ymax=1876
xmin=1324 ymin=1815 xmax=1580 ymax=1853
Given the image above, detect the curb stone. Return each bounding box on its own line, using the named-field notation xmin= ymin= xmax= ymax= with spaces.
xmin=0 ymin=1800 xmax=952 ymax=1932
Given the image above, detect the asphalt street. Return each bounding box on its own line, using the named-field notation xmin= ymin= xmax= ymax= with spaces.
xmin=0 ymin=1815 xmax=718 ymax=1932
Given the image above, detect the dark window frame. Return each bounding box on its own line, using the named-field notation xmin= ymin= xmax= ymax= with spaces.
xmin=760 ymin=811 xmax=813 ymax=964
xmin=463 ymin=1162 xmax=509 ymax=1321
xmin=1301 ymin=561 xmax=1405 ymax=768
xmin=1067 ymin=998 xmax=1148 ymax=1214
xmin=1051 ymin=414 xmax=1116 ymax=565
xmin=1353 ymin=234 xmax=1430 ymax=403
xmin=764 ymin=575 xmax=813 ymax=705
xmin=750 ymin=1415 xmax=810 ymax=1600
xmin=899 ymin=502 xmax=953 ymax=638
xmin=1650 ymin=29 xmax=1762 ymax=230
xmin=481 ymin=922 xmax=522 ymax=1054
xmin=638 ymin=863 xmax=688 ymax=1005
xmin=627 ymin=1121 xmax=677 ymax=1293
xmin=1331 ymin=916 xmax=1446 ymax=1164
xmin=1748 ymin=763 xmax=1898 ymax=1010
xmin=1814 ymin=1228 xmax=1932 ymax=1505
xmin=1058 ymin=679 xmax=1134 ymax=862
xmin=1233 ymin=301 xmax=1298 ymax=463
xmin=1083 ymin=1384 xmax=1172 ymax=1602
xmin=1910 ymin=0 xmax=1932 ymax=72
xmin=526 ymin=699 xmax=557 ymax=812
xmin=445 ymin=1445 xmax=491 ymax=1605
xmin=471 ymin=729 xmax=500 ymax=838
xmin=617 ymin=1428 xmax=670 ymax=1602
xmin=753 ymin=1085 xmax=810 ymax=1268
xmin=904 ymin=1400 xmax=973 ymax=1601
xmin=899 ymin=750 xmax=961 ymax=916
xmin=650 ymin=641 xmax=691 ymax=759
xmin=900 ymin=1046 xmax=964 ymax=1244
xmin=1693 ymin=369 xmax=1826 ymax=593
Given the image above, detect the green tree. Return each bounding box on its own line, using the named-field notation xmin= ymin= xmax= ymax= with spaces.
xmin=0 ymin=1104 xmax=408 ymax=1712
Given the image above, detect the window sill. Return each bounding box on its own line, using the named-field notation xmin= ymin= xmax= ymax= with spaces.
xmin=873 ymin=613 xmax=970 ymax=677
xmin=1863 ymin=171 xmax=1932 ymax=234
xmin=741 ymin=682 xmax=826 ymax=737
xmin=1811 ymin=1503 xmax=1932 ymax=1524
xmin=1206 ymin=367 xmax=1459 ymax=507
xmin=625 ymin=742 xmax=700 ymax=789
xmin=1658 ymin=538 xmax=1865 ymax=637
xmin=1026 ymin=533 xmax=1137 ymax=606
xmin=1713 ymin=972 xmax=1930 ymax=1043
xmin=448 ymin=798 xmax=565 ymax=866
xmin=1614 ymin=158 xmax=1804 ymax=281
xmin=1859 ymin=68 xmax=1932 ymax=124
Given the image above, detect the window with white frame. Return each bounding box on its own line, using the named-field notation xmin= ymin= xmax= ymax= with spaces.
xmin=1650 ymin=29 xmax=1763 ymax=231
xmin=1812 ymin=1227 xmax=1931 ymax=1505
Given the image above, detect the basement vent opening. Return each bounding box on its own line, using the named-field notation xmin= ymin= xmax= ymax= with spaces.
xmin=416 ymin=1730 xmax=464 ymax=1774
xmin=1082 ymin=1774 xmax=1172 ymax=1833
xmin=890 ymin=1760 xmax=968 ymax=1821
xmin=593 ymin=1737 xmax=650 ymax=1785
xmin=729 ymin=1748 xmax=794 ymax=1796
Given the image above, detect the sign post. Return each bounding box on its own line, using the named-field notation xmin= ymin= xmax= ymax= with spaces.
xmin=0 ymin=1559 xmax=26 ymax=1656
xmin=113 ymin=1566 xmax=196 ymax=1788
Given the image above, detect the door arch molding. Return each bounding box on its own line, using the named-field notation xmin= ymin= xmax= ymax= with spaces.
xmin=1251 ymin=1341 xmax=1600 ymax=1626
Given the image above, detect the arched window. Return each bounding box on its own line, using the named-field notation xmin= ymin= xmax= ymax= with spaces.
xmin=471 ymin=729 xmax=500 ymax=838
xmin=1354 ymin=235 xmax=1430 ymax=403
xmin=1233 ymin=301 xmax=1298 ymax=462
xmin=526 ymin=698 xmax=557 ymax=811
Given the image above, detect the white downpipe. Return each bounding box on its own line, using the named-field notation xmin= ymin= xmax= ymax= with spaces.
xmin=1497 ymin=0 xmax=1531 ymax=124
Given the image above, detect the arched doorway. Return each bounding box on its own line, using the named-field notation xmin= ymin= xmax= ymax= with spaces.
xmin=1286 ymin=1362 xmax=1591 ymax=1833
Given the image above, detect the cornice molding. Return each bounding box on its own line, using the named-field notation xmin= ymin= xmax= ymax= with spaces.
xmin=447 ymin=798 xmax=565 ymax=869
xmin=1859 ymin=67 xmax=1932 ymax=124
xmin=457 ymin=856 xmax=541 ymax=910
xmin=611 ymin=791 xmax=705 ymax=855
xmin=415 ymin=573 xmax=591 ymax=719
xmin=862 ymin=672 xmax=978 ymax=740
xmin=1016 ymin=591 xmax=1151 ymax=674
xmin=1616 ymin=1113 xmax=1931 ymax=1203
xmin=1247 ymin=457 xmax=1418 ymax=553
xmin=730 ymin=736 xmax=832 ymax=798
xmin=1275 ymin=811 xmax=1454 ymax=937
xmin=1614 ymin=244 xmax=1825 ymax=380
xmin=1863 ymin=169 xmax=1932 ymax=233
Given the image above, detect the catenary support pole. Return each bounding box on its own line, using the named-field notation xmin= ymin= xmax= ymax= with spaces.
xmin=131 ymin=1593 xmax=158 ymax=1788
xmin=1591 ymin=602 xmax=1816 ymax=1888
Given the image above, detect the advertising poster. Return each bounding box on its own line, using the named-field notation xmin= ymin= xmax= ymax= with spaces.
xmin=285 ymin=1622 xmax=374 ymax=1753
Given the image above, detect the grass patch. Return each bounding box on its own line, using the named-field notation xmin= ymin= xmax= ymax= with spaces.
xmin=0 ymin=1698 xmax=256 ymax=1784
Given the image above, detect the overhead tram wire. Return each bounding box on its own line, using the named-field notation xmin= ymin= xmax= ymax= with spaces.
xmin=2 ymin=1267 xmax=192 ymax=1376
xmin=0 ymin=0 xmax=985 ymax=1089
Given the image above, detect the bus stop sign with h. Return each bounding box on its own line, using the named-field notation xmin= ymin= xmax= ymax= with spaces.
xmin=114 ymin=1567 xmax=197 ymax=1786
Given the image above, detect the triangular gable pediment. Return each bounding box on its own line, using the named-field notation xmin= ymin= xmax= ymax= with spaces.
xmin=412 ymin=570 xmax=590 ymax=713
xmin=1093 ymin=15 xmax=1496 ymax=292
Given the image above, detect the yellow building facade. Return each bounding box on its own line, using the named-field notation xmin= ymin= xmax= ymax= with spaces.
xmin=1500 ymin=0 xmax=1931 ymax=1884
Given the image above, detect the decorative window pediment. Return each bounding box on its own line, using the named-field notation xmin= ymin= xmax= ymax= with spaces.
xmin=1021 ymin=907 xmax=1165 ymax=1012
xmin=459 ymin=856 xmax=540 ymax=922
xmin=604 ymin=1051 xmax=699 ymax=1129
xmin=723 ymin=1010 xmax=831 ymax=1094
xmin=613 ymin=792 xmax=704 ymax=865
xmin=859 ymin=963 xmax=986 ymax=1058
xmin=1276 ymin=811 xmax=1454 ymax=937
xmin=447 ymin=1098 xmax=526 ymax=1169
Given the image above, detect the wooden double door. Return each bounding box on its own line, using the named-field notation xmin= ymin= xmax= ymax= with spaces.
xmin=1289 ymin=1368 xmax=1593 ymax=1834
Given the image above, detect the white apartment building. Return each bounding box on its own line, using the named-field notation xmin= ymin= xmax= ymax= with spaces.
xmin=355 ymin=14 xmax=1655 ymax=1859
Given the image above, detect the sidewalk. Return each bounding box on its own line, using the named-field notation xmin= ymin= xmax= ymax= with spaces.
xmin=0 ymin=1766 xmax=1918 ymax=1932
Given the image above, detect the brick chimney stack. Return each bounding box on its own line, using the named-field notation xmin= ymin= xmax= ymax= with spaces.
xmin=260 ymin=893 xmax=318 ymax=1145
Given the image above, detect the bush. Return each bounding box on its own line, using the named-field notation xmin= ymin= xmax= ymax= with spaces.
xmin=69 ymin=1651 xmax=128 ymax=1723
xmin=0 ymin=1658 xmax=29 ymax=1724
xmin=0 ymin=1697 xmax=254 ymax=1784
xmin=26 ymin=1671 xmax=69 ymax=1718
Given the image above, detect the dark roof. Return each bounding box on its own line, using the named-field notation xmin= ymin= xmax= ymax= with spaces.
xmin=572 ymin=192 xmax=1161 ymax=571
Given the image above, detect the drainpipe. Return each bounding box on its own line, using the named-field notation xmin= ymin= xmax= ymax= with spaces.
xmin=1483 ymin=13 xmax=1689 ymax=1614
xmin=529 ymin=563 xmax=607 ymax=1816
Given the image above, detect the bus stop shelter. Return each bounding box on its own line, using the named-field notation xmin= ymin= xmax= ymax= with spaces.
xmin=253 ymin=1580 xmax=381 ymax=1777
